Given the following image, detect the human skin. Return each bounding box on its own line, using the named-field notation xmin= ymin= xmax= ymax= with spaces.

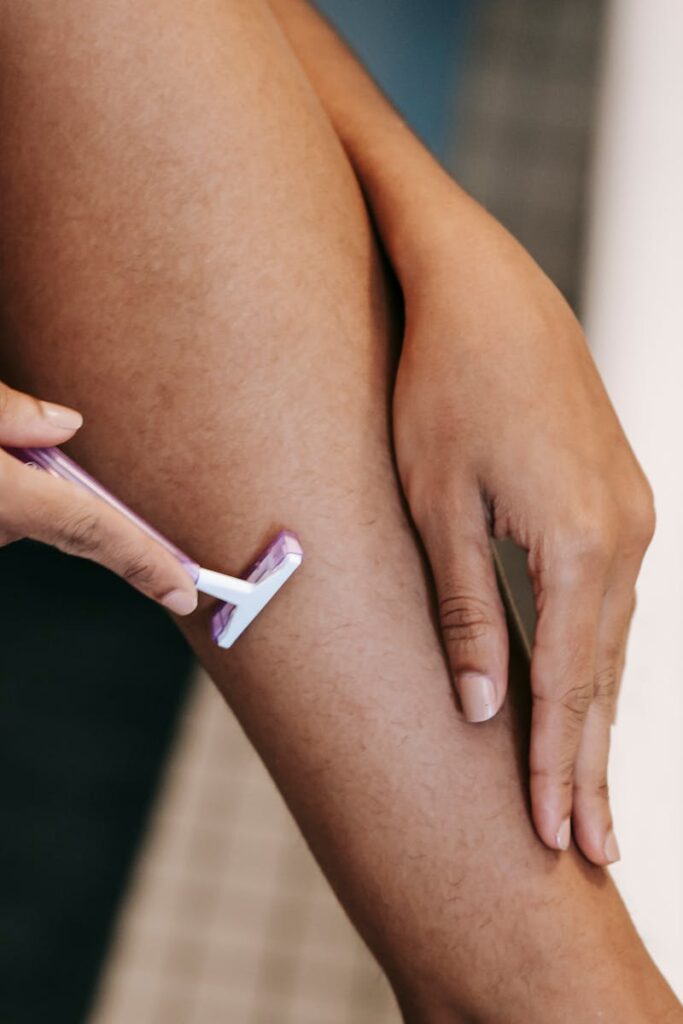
xmin=0 ymin=381 xmax=198 ymax=615
xmin=0 ymin=1 xmax=680 ymax=1021
xmin=267 ymin=0 xmax=657 ymax=867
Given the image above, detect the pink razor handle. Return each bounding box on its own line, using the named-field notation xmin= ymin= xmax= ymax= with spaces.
xmin=5 ymin=446 xmax=303 ymax=648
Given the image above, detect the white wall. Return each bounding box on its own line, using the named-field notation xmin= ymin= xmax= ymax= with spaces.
xmin=584 ymin=0 xmax=683 ymax=996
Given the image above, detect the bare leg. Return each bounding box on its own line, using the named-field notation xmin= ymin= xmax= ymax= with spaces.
xmin=0 ymin=2 xmax=679 ymax=1021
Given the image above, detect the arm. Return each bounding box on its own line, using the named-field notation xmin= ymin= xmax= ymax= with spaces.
xmin=267 ymin=0 xmax=656 ymax=866
xmin=266 ymin=0 xmax=517 ymax=281
xmin=1 ymin=4 xmax=679 ymax=1023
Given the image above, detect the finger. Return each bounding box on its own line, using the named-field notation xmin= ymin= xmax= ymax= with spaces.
xmin=529 ymin=555 xmax=607 ymax=851
xmin=571 ymin=484 xmax=654 ymax=865
xmin=1 ymin=453 xmax=198 ymax=615
xmin=0 ymin=381 xmax=84 ymax=445
xmin=420 ymin=482 xmax=508 ymax=723
xmin=572 ymin=581 xmax=637 ymax=866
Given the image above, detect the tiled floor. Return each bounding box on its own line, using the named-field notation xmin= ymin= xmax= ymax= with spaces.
xmin=90 ymin=673 xmax=399 ymax=1024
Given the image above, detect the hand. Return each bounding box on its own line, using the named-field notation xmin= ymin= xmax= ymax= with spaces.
xmin=0 ymin=381 xmax=198 ymax=615
xmin=393 ymin=195 xmax=655 ymax=865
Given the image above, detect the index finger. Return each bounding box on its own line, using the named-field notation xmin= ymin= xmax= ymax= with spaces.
xmin=1 ymin=452 xmax=198 ymax=615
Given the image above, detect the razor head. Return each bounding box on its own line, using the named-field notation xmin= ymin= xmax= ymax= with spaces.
xmin=209 ymin=531 xmax=303 ymax=648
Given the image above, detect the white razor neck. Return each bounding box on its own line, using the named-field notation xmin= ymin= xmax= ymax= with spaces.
xmin=195 ymin=566 xmax=255 ymax=602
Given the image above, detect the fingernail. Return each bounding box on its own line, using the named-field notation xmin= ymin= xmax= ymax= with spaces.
xmin=604 ymin=829 xmax=621 ymax=864
xmin=556 ymin=817 xmax=571 ymax=851
xmin=162 ymin=588 xmax=198 ymax=616
xmin=457 ymin=672 xmax=496 ymax=723
xmin=42 ymin=403 xmax=83 ymax=431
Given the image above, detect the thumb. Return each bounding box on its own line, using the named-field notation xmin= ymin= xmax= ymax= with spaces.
xmin=0 ymin=381 xmax=83 ymax=445
xmin=422 ymin=490 xmax=509 ymax=722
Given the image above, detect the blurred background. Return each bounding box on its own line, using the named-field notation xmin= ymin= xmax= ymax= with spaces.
xmin=0 ymin=1 xmax=681 ymax=1021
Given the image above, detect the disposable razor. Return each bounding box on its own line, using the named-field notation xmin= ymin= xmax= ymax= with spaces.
xmin=6 ymin=446 xmax=303 ymax=648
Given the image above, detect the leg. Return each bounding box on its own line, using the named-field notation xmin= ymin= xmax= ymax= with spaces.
xmin=0 ymin=2 xmax=679 ymax=1021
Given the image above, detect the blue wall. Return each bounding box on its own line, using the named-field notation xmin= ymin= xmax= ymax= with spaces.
xmin=314 ymin=0 xmax=472 ymax=157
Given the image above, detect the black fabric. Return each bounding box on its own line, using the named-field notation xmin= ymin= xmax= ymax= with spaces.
xmin=0 ymin=541 xmax=194 ymax=1024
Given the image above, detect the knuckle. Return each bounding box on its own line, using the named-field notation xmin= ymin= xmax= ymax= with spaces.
xmin=536 ymin=679 xmax=593 ymax=727
xmin=407 ymin=473 xmax=467 ymax=534
xmin=530 ymin=753 xmax=575 ymax=789
xmin=559 ymin=680 xmax=594 ymax=724
xmin=439 ymin=593 xmax=494 ymax=646
xmin=574 ymin=774 xmax=610 ymax=801
xmin=54 ymin=511 xmax=101 ymax=556
xmin=121 ymin=554 xmax=158 ymax=590
xmin=593 ymin=664 xmax=619 ymax=708
xmin=570 ymin=524 xmax=614 ymax=569
xmin=553 ymin=521 xmax=615 ymax=584
xmin=626 ymin=492 xmax=656 ymax=552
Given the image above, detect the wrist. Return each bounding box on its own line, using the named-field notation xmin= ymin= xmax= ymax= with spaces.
xmin=370 ymin=161 xmax=463 ymax=280
xmin=369 ymin=159 xmax=491 ymax=296
xmin=341 ymin=116 xmax=470 ymax=284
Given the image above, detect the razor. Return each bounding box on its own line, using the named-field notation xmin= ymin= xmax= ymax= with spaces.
xmin=6 ymin=446 xmax=303 ymax=648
